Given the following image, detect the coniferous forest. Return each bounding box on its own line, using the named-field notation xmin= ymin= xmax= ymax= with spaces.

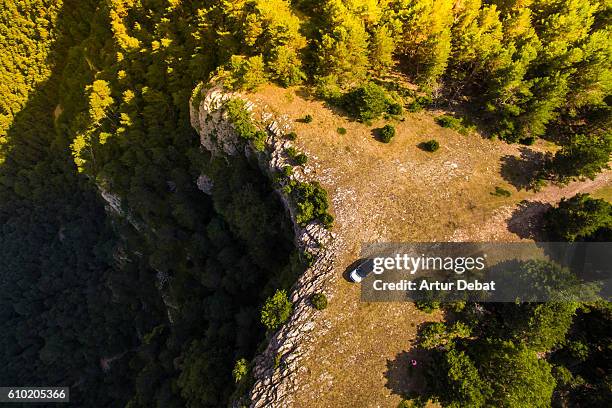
xmin=1 ymin=0 xmax=610 ymax=407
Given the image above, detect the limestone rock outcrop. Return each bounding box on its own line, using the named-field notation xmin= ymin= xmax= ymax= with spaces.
xmin=190 ymin=84 xmax=338 ymax=407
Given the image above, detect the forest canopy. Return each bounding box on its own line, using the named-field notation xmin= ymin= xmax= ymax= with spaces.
xmin=1 ymin=0 xmax=610 ymax=407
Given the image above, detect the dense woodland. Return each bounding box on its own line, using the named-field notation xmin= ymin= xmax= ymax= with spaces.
xmin=1 ymin=0 xmax=610 ymax=407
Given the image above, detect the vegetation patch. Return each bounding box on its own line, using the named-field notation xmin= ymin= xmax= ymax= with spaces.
xmin=491 ymin=186 xmax=512 ymax=197
xmin=377 ymin=124 xmax=396 ymax=143
xmin=342 ymin=82 xmax=402 ymax=122
xmin=288 ymin=180 xmax=333 ymax=228
xmin=225 ymin=99 xmax=258 ymax=140
xmin=419 ymin=139 xmax=440 ymax=152
xmin=337 ymin=127 xmax=347 ymax=135
xmin=544 ymin=194 xmax=612 ymax=241
xmin=310 ymin=293 xmax=328 ymax=310
xmin=407 ymin=95 xmax=433 ymax=112
xmin=435 ymin=115 xmax=474 ymax=135
xmin=261 ymin=289 xmax=293 ymax=331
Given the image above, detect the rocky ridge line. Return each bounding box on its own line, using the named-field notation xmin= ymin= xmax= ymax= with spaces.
xmin=190 ymin=83 xmax=338 ymax=407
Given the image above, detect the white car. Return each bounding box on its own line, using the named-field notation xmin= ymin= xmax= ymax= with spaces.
xmin=349 ymin=260 xmax=374 ymax=283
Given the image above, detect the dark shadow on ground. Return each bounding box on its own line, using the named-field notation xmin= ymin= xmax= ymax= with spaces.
xmin=384 ymin=341 xmax=430 ymax=402
xmin=507 ymin=200 xmax=553 ymax=241
xmin=500 ymin=147 xmax=551 ymax=191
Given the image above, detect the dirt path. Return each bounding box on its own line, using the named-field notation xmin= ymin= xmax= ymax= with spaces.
xmin=449 ymin=170 xmax=612 ymax=242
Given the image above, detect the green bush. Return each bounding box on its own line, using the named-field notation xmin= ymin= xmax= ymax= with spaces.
xmin=285 ymin=147 xmax=308 ymax=165
xmin=261 ymin=290 xmax=293 ymax=331
xmin=319 ymin=213 xmax=334 ymax=228
xmin=225 ymin=99 xmax=257 ymax=140
xmin=408 ymin=95 xmax=433 ymax=112
xmin=294 ymin=153 xmax=308 ymax=165
xmin=218 ymin=55 xmax=267 ymax=91
xmin=379 ymin=124 xmax=396 ymax=143
xmin=492 ymin=186 xmax=512 ymax=197
xmin=544 ymin=193 xmax=612 ymax=241
xmin=232 ymin=358 xmax=249 ymax=383
xmin=282 ymin=165 xmax=293 ymax=177
xmin=435 ymin=114 xmax=474 ymax=135
xmin=310 ymin=293 xmax=328 ymax=310
xmin=285 ymin=131 xmax=297 ymax=140
xmin=415 ymin=299 xmax=440 ymax=312
xmin=387 ymin=102 xmax=403 ymax=116
xmin=290 ymin=180 xmax=333 ymax=228
xmin=285 ymin=146 xmax=297 ymax=158
xmin=551 ymin=133 xmax=612 ymax=181
xmin=303 ymin=114 xmax=313 ymax=123
xmin=343 ymin=82 xmax=391 ymax=122
xmin=436 ymin=114 xmax=463 ymax=129
xmin=314 ymin=74 xmax=343 ymax=101
xmin=337 ymin=127 xmax=347 ymax=135
xmin=420 ymin=139 xmax=440 ymax=152
xmin=252 ymin=130 xmax=267 ymax=152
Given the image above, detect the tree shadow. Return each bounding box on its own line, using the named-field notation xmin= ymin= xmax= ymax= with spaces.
xmin=294 ymin=86 xmax=315 ymax=101
xmin=500 ymin=147 xmax=551 ymax=191
xmin=384 ymin=341 xmax=430 ymax=402
xmin=507 ymin=200 xmax=553 ymax=241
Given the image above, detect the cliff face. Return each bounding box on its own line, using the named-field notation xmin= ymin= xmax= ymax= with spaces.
xmin=190 ymin=84 xmax=338 ymax=407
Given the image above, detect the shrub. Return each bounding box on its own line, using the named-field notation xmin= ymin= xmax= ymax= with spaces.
xmin=551 ymin=133 xmax=612 ymax=181
xmin=319 ymin=213 xmax=334 ymax=228
xmin=379 ymin=124 xmax=396 ymax=143
xmin=407 ymin=95 xmax=433 ymax=112
xmin=337 ymin=127 xmax=347 ymax=135
xmin=232 ymin=358 xmax=249 ymax=383
xmin=285 ymin=147 xmax=307 ymax=165
xmin=261 ymin=289 xmax=292 ymax=331
xmin=544 ymin=193 xmax=612 ymax=241
xmin=217 ymin=55 xmax=267 ymax=91
xmin=420 ymin=322 xmax=471 ymax=350
xmin=436 ymin=114 xmax=474 ymax=135
xmin=519 ymin=136 xmax=536 ymax=146
xmin=252 ymin=130 xmax=267 ymax=152
xmin=225 ymin=99 xmax=257 ymax=140
xmin=191 ymin=82 xmax=205 ymax=110
xmin=415 ymin=300 xmax=440 ymax=312
xmin=310 ymin=293 xmax=328 ymax=310
xmin=290 ymin=180 xmax=333 ymax=228
xmin=303 ymin=114 xmax=313 ymax=123
xmin=387 ymin=102 xmax=403 ymax=116
xmin=420 ymin=139 xmax=440 ymax=152
xmin=285 ymin=146 xmax=297 ymax=158
xmin=343 ymin=82 xmax=390 ymax=122
xmin=282 ymin=165 xmax=293 ymax=177
xmin=285 ymin=131 xmax=297 ymax=141
xmin=552 ymin=365 xmax=573 ymax=387
xmin=294 ymin=153 xmax=308 ymax=165
xmin=436 ymin=114 xmax=463 ymax=129
xmin=315 ymin=74 xmax=342 ymax=101
xmin=492 ymin=186 xmax=512 ymax=197
xmin=274 ymin=353 xmax=282 ymax=369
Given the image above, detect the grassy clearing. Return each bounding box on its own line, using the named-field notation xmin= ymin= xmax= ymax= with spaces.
xmin=590 ymin=185 xmax=612 ymax=202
